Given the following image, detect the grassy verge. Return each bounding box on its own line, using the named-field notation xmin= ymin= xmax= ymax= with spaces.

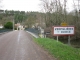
xmin=34 ymin=38 xmax=80 ymax=60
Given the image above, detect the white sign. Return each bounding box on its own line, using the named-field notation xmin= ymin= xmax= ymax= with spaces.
xmin=52 ymin=26 xmax=75 ymax=36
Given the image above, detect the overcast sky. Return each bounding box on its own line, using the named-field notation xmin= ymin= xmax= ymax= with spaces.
xmin=2 ymin=0 xmax=41 ymax=12
xmin=1 ymin=0 xmax=75 ymax=12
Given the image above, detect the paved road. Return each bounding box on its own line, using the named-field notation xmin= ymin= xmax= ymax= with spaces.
xmin=0 ymin=30 xmax=55 ymax=60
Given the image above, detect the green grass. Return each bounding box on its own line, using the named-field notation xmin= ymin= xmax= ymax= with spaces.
xmin=34 ymin=38 xmax=80 ymax=60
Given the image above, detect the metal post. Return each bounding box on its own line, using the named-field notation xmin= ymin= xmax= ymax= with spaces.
xmin=57 ymin=36 xmax=59 ymax=42
xmin=68 ymin=36 xmax=71 ymax=45
xmin=45 ymin=34 xmax=46 ymax=38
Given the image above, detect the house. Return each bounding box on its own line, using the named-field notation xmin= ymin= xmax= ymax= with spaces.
xmin=0 ymin=24 xmax=3 ymax=28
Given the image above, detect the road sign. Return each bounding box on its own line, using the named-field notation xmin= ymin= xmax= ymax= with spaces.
xmin=52 ymin=26 xmax=75 ymax=36
xmin=61 ymin=22 xmax=68 ymax=26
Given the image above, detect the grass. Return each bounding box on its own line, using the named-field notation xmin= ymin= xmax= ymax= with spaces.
xmin=34 ymin=38 xmax=80 ymax=60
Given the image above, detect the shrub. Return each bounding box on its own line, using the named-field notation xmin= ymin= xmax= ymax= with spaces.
xmin=4 ymin=22 xmax=13 ymax=29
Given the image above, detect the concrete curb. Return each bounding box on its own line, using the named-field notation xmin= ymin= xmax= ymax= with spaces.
xmin=26 ymin=31 xmax=39 ymax=38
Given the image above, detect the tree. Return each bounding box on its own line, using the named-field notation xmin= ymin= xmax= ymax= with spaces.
xmin=14 ymin=13 xmax=26 ymax=24
xmin=25 ymin=12 xmax=37 ymax=28
xmin=4 ymin=22 xmax=13 ymax=29
xmin=40 ymin=0 xmax=63 ymax=27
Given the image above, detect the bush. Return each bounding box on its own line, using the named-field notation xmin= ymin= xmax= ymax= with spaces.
xmin=4 ymin=22 xmax=13 ymax=29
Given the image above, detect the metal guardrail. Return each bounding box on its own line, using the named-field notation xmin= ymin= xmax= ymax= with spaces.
xmin=0 ymin=29 xmax=13 ymax=35
xmin=25 ymin=28 xmax=40 ymax=36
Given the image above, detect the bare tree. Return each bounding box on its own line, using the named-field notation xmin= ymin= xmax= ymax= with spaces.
xmin=40 ymin=0 xmax=63 ymax=27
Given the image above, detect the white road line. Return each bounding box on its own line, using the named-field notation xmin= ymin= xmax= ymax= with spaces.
xmin=18 ymin=31 xmax=21 ymax=42
xmin=14 ymin=31 xmax=21 ymax=60
xmin=20 ymin=48 xmax=25 ymax=60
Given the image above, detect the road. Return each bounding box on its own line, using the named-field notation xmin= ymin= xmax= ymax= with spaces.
xmin=0 ymin=30 xmax=55 ymax=60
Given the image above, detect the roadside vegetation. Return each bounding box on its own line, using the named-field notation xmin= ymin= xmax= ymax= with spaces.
xmin=0 ymin=22 xmax=13 ymax=33
xmin=4 ymin=22 xmax=13 ymax=29
xmin=34 ymin=38 xmax=80 ymax=60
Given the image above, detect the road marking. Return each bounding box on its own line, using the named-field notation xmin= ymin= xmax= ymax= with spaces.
xmin=20 ymin=48 xmax=25 ymax=60
xmin=18 ymin=31 xmax=21 ymax=42
xmin=14 ymin=31 xmax=21 ymax=60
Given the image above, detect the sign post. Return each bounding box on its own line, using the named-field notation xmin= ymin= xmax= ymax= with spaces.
xmin=57 ymin=36 xmax=59 ymax=42
xmin=68 ymin=36 xmax=71 ymax=45
xmin=52 ymin=26 xmax=75 ymax=45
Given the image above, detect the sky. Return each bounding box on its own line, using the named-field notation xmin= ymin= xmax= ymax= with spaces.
xmin=2 ymin=0 xmax=41 ymax=12
xmin=1 ymin=0 xmax=76 ymax=12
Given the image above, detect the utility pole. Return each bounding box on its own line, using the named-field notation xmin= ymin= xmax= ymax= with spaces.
xmin=13 ymin=19 xmax=14 ymax=31
xmin=11 ymin=15 xmax=15 ymax=31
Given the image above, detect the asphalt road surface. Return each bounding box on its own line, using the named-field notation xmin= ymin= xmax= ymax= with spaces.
xmin=0 ymin=30 xmax=55 ymax=60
